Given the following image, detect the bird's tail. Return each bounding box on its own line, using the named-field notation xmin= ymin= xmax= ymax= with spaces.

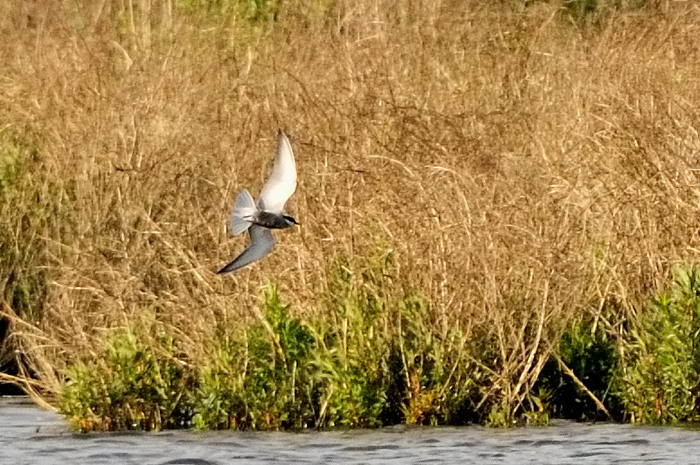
xmin=229 ymin=189 xmax=257 ymax=235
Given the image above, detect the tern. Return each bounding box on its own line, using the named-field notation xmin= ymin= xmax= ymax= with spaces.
xmin=217 ymin=131 xmax=299 ymax=274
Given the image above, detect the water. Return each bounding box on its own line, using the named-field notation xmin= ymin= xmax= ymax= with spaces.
xmin=2 ymin=396 xmax=700 ymax=465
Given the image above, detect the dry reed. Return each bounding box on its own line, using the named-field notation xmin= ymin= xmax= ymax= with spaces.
xmin=0 ymin=0 xmax=699 ymax=425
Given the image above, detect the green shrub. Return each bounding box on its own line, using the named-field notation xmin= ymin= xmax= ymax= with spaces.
xmin=59 ymin=329 xmax=195 ymax=431
xmin=620 ymin=266 xmax=700 ymax=424
xmin=194 ymin=284 xmax=319 ymax=429
xmin=310 ymin=259 xmax=393 ymax=428
xmin=193 ymin=255 xmax=489 ymax=431
xmin=536 ymin=319 xmax=621 ymax=420
xmin=312 ymin=255 xmax=485 ymax=427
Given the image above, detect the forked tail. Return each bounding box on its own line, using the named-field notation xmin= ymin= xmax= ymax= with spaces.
xmin=229 ymin=189 xmax=257 ymax=235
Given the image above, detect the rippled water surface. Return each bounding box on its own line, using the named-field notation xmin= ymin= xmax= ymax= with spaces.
xmin=2 ymin=396 xmax=700 ymax=464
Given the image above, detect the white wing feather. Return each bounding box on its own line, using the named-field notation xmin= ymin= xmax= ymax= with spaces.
xmin=257 ymin=131 xmax=297 ymax=213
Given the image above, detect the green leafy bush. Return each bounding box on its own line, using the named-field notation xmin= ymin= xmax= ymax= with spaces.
xmin=620 ymin=267 xmax=700 ymax=424
xmin=194 ymin=284 xmax=319 ymax=429
xmin=536 ymin=319 xmax=621 ymax=420
xmin=59 ymin=329 xmax=195 ymax=431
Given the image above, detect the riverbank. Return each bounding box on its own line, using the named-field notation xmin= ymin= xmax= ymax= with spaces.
xmin=1 ymin=0 xmax=700 ymax=431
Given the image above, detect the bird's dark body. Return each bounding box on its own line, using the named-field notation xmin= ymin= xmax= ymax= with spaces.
xmin=253 ymin=210 xmax=297 ymax=229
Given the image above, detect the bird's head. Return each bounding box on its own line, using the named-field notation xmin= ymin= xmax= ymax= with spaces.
xmin=283 ymin=215 xmax=300 ymax=227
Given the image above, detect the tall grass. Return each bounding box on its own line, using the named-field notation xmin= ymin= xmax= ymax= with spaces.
xmin=1 ymin=0 xmax=700 ymax=428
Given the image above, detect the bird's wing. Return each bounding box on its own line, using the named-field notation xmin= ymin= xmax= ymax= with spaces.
xmin=217 ymin=225 xmax=276 ymax=274
xmin=257 ymin=131 xmax=297 ymax=214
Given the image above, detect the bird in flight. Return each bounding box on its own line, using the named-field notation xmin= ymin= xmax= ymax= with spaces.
xmin=217 ymin=131 xmax=299 ymax=274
